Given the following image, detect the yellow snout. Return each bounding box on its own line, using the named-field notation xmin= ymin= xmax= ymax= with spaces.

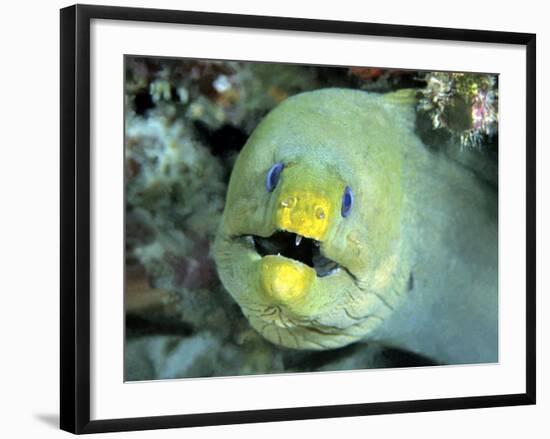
xmin=260 ymin=256 xmax=315 ymax=305
xmin=275 ymin=190 xmax=332 ymax=241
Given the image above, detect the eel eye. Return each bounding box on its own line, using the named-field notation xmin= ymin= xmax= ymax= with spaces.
xmin=266 ymin=162 xmax=284 ymax=192
xmin=341 ymin=186 xmax=354 ymax=217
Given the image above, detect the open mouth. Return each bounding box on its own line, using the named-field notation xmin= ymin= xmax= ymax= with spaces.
xmin=249 ymin=231 xmax=340 ymax=277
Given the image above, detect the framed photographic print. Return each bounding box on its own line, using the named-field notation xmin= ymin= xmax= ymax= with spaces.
xmin=60 ymin=4 xmax=536 ymax=434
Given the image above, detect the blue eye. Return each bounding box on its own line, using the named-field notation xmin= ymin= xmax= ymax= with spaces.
xmin=266 ymin=162 xmax=284 ymax=192
xmin=341 ymin=186 xmax=353 ymax=217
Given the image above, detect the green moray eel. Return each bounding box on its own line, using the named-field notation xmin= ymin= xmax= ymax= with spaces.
xmin=213 ymin=88 xmax=498 ymax=365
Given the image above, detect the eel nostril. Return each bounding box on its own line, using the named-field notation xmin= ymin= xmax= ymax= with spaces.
xmin=280 ymin=196 xmax=296 ymax=209
xmin=315 ymin=206 xmax=325 ymax=219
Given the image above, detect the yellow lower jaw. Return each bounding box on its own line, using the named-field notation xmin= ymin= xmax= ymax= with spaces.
xmin=260 ymin=256 xmax=315 ymax=305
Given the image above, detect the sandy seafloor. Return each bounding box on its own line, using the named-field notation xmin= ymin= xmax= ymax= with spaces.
xmin=123 ymin=57 xmax=499 ymax=381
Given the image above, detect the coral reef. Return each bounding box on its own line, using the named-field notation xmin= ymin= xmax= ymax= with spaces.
xmin=417 ymin=72 xmax=499 ymax=150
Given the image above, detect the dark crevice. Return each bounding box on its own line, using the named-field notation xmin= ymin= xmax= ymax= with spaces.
xmin=194 ymin=121 xmax=248 ymax=157
xmin=283 ymin=342 xmax=361 ymax=370
xmin=134 ymin=88 xmax=155 ymax=115
xmin=380 ymin=346 xmax=439 ymax=367
xmin=282 ymin=342 xmax=438 ymax=371
xmin=125 ymin=314 xmax=193 ymax=338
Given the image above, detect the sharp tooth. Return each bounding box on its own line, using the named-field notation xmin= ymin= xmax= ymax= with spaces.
xmin=295 ymin=234 xmax=302 ymax=246
xmin=244 ymin=235 xmax=255 ymax=246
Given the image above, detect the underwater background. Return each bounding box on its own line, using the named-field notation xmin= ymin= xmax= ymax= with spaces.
xmin=124 ymin=57 xmax=498 ymax=381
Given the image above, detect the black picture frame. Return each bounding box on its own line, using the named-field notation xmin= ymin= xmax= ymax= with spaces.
xmin=60 ymin=4 xmax=536 ymax=434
